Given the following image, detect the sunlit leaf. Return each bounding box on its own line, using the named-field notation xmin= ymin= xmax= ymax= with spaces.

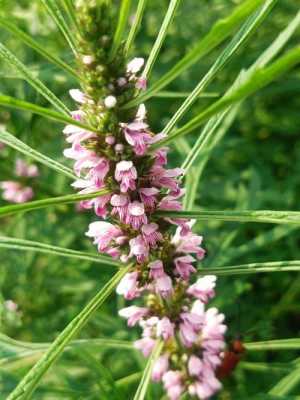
xmin=125 ymin=0 xmax=148 ymax=54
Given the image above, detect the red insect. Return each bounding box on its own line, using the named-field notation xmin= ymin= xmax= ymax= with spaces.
xmin=217 ymin=339 xmax=245 ymax=379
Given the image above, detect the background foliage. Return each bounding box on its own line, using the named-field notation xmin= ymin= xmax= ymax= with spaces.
xmin=0 ymin=0 xmax=299 ymax=398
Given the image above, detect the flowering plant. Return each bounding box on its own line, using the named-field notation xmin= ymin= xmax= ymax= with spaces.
xmin=0 ymin=1 xmax=300 ymax=399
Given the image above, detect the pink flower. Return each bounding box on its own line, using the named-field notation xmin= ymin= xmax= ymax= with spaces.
xmin=85 ymin=221 xmax=122 ymax=253
xmin=150 ymin=166 xmax=183 ymax=193
xmin=162 ymin=370 xmax=183 ymax=400
xmin=149 ymin=260 xmax=164 ymax=279
xmin=126 ymin=201 xmax=147 ymax=229
xmin=116 ymin=271 xmax=140 ymax=300
xmin=127 ymin=57 xmax=144 ymax=74
xmin=155 ymin=274 xmax=173 ymax=298
xmin=0 ymin=181 xmax=33 ymax=203
xmin=136 ymin=77 xmax=147 ymax=90
xmin=188 ymin=355 xmax=203 ymax=377
xmin=63 ymin=124 xmax=95 ymax=144
xmin=142 ymin=223 xmax=163 ymax=247
xmin=115 ymin=160 xmax=137 ymax=192
xmin=4 ymin=300 xmax=18 ymax=312
xmin=158 ymin=194 xmax=182 ymax=212
xmin=129 ymin=235 xmax=149 ymax=263
xmin=86 ymin=158 xmax=110 ymax=186
xmin=153 ymin=147 xmax=169 ymax=166
xmin=139 ymin=187 xmax=159 ymax=210
xmin=173 ymin=229 xmax=206 ymax=260
xmin=134 ymin=337 xmax=156 ymax=357
xmin=152 ymin=354 xmax=169 ymax=382
xmin=157 ymin=317 xmax=174 ymax=340
xmin=119 ymin=306 xmax=148 ymax=327
xmin=110 ymin=194 xmax=129 ymax=222
xmin=187 ymin=276 xmax=216 ymax=303
xmin=174 ymin=255 xmax=197 ymax=280
xmin=123 ymin=121 xmax=152 ymax=155
xmin=179 ymin=321 xmax=198 ymax=348
xmin=69 ymin=89 xmax=89 ymax=104
xmin=15 ymin=159 xmax=39 ymax=178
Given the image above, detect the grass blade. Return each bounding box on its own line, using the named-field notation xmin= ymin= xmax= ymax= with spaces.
xmin=199 ymin=261 xmax=300 ymax=276
xmin=0 ymin=17 xmax=78 ymax=78
xmin=163 ymin=0 xmax=276 ymax=135
xmin=156 ymin=45 xmax=300 ymax=147
xmin=142 ymin=0 xmax=181 ymax=79
xmin=125 ymin=0 xmax=148 ymax=54
xmin=0 ymin=236 xmax=121 ymax=267
xmin=124 ymin=0 xmax=265 ymax=108
xmin=110 ymin=0 xmax=132 ymax=60
xmin=156 ymin=209 xmax=300 ymax=225
xmin=0 ymin=43 xmax=70 ymax=114
xmin=133 ymin=341 xmax=163 ymax=400
xmin=7 ymin=266 xmax=130 ymax=400
xmin=41 ymin=0 xmax=77 ymax=56
xmin=0 ymin=94 xmax=96 ymax=131
xmin=61 ymin=0 xmax=80 ymax=31
xmin=245 ymin=339 xmax=300 ymax=351
xmin=0 ymin=130 xmax=76 ymax=179
xmin=269 ymin=368 xmax=300 ymax=396
xmin=0 ymin=189 xmax=110 ymax=219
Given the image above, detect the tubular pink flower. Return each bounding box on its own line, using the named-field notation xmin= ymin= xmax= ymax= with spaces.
xmin=86 ymin=221 xmax=123 ymax=253
xmin=118 ymin=306 xmax=148 ymax=327
xmin=110 ymin=193 xmax=129 ymax=222
xmin=187 ymin=276 xmax=216 ymax=303
xmin=115 ymin=160 xmax=137 ymax=192
xmin=157 ymin=317 xmax=174 ymax=340
xmin=139 ymin=187 xmax=159 ymax=210
xmin=127 ymin=57 xmax=144 ymax=74
xmin=134 ymin=337 xmax=156 ymax=357
xmin=116 ymin=271 xmax=140 ymax=300
xmin=129 ymin=235 xmax=149 ymax=264
xmin=141 ymin=223 xmax=163 ymax=247
xmin=174 ymin=255 xmax=197 ymax=280
xmin=0 ymin=181 xmax=34 ymax=203
xmin=150 ymin=166 xmax=184 ymax=193
xmin=15 ymin=159 xmax=39 ymax=178
xmin=123 ymin=121 xmax=152 ymax=155
xmin=152 ymin=354 xmax=169 ymax=382
xmin=126 ymin=201 xmax=147 ymax=230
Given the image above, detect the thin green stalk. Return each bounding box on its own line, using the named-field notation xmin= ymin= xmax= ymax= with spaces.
xmin=245 ymin=339 xmax=300 ymax=351
xmin=110 ymin=0 xmax=132 ymax=60
xmin=0 ymin=189 xmax=110 ymax=219
xmin=125 ymin=0 xmax=148 ymax=54
xmin=142 ymin=0 xmax=181 ymax=79
xmin=0 ymin=236 xmax=121 ymax=267
xmin=7 ymin=266 xmax=130 ymax=400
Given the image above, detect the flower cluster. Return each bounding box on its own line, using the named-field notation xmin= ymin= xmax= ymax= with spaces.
xmin=0 ymin=159 xmax=39 ymax=203
xmin=62 ymin=2 xmax=227 ymax=397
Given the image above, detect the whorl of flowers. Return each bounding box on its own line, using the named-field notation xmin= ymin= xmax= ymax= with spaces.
xmin=63 ymin=1 xmax=227 ymax=398
xmin=0 ymin=158 xmax=39 ymax=203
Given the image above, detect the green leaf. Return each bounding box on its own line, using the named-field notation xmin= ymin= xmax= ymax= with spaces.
xmin=0 ymin=130 xmax=76 ymax=179
xmin=142 ymin=0 xmax=181 ymax=79
xmin=0 ymin=94 xmax=97 ymax=131
xmin=181 ymin=9 xmax=300 ymax=172
xmin=0 ymin=43 xmax=70 ymax=114
xmin=61 ymin=0 xmax=80 ymax=32
xmin=245 ymin=339 xmax=300 ymax=351
xmin=41 ymin=0 xmax=77 ymax=56
xmin=269 ymin=368 xmax=300 ymax=396
xmin=0 ymin=189 xmax=110 ymax=219
xmin=199 ymin=261 xmax=300 ymax=276
xmin=133 ymin=341 xmax=163 ymax=400
xmin=0 ymin=17 xmax=78 ymax=78
xmin=124 ymin=0 xmax=265 ymax=108
xmin=240 ymin=361 xmax=293 ymax=373
xmin=156 ymin=209 xmax=300 ymax=225
xmin=110 ymin=0 xmax=132 ymax=60
xmin=163 ymin=0 xmax=276 ymax=135
xmin=0 ymin=236 xmax=121 ymax=267
xmin=7 ymin=266 xmax=130 ymax=400
xmin=156 ymin=45 xmax=300 ymax=146
xmin=153 ymin=91 xmax=219 ymax=99
xmin=125 ymin=0 xmax=148 ymax=54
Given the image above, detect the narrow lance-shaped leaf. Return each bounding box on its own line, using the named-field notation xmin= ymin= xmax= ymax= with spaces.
xmin=181 ymin=9 xmax=300 ymax=173
xmin=124 ymin=0 xmax=265 ymax=108
xmin=7 ymin=266 xmax=130 ymax=400
xmin=0 ymin=94 xmax=97 ymax=132
xmin=0 ymin=43 xmax=70 ymax=115
xmin=0 ymin=17 xmax=79 ymax=78
xmin=156 ymin=209 xmax=300 ymax=225
xmin=125 ymin=0 xmax=148 ymax=54
xmin=154 ymin=46 xmax=300 ymax=147
xmin=0 ymin=236 xmax=121 ymax=267
xmin=163 ymin=0 xmax=277 ymax=135
xmin=61 ymin=0 xmax=80 ymax=32
xmin=133 ymin=341 xmax=163 ymax=400
xmin=110 ymin=0 xmax=132 ymax=60
xmin=199 ymin=261 xmax=300 ymax=277
xmin=41 ymin=0 xmax=77 ymax=56
xmin=269 ymin=367 xmax=300 ymax=396
xmin=245 ymin=339 xmax=300 ymax=351
xmin=0 ymin=130 xmax=76 ymax=180
xmin=142 ymin=0 xmax=181 ymax=79
xmin=0 ymin=189 xmax=110 ymax=219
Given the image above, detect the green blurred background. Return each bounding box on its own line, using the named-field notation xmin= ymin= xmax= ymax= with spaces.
xmin=0 ymin=0 xmax=299 ymax=398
